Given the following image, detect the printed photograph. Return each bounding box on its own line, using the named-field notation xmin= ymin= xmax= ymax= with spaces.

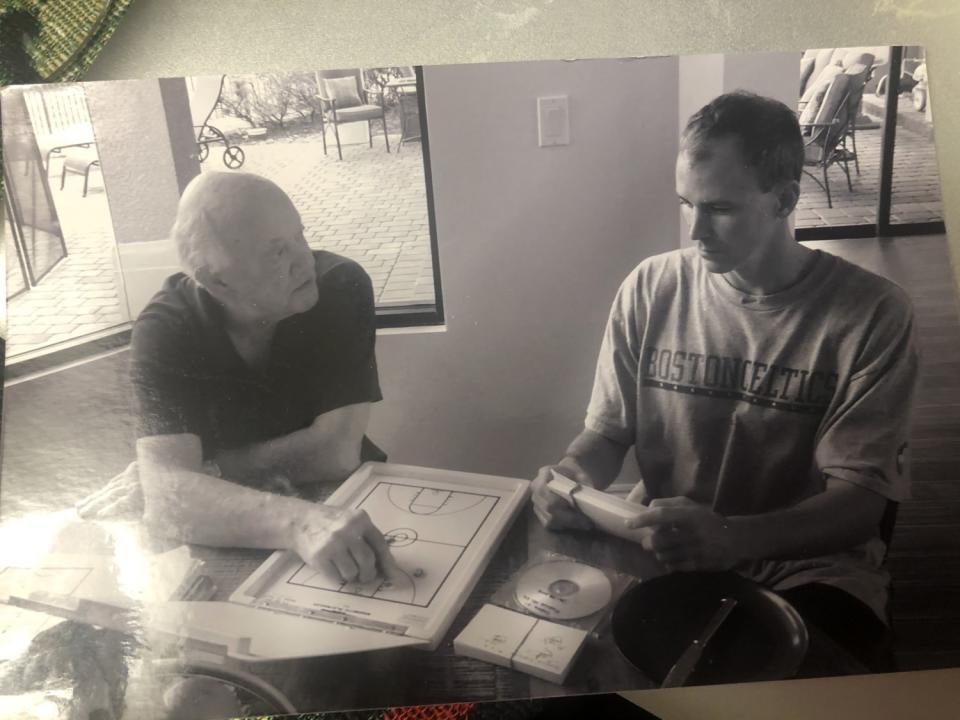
xmin=1 ymin=46 xmax=957 ymax=719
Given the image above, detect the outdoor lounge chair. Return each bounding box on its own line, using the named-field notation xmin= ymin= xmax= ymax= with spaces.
xmin=800 ymin=70 xmax=867 ymax=209
xmin=21 ymin=85 xmax=97 ymax=173
xmin=315 ymin=69 xmax=390 ymax=160
xmin=800 ymin=61 xmax=873 ymax=208
xmin=834 ymin=54 xmax=876 ymax=176
xmin=59 ymin=145 xmax=100 ymax=197
xmin=799 ymin=50 xmax=877 ymax=177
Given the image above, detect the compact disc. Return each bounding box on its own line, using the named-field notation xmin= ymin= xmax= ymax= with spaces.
xmin=514 ymin=560 xmax=613 ymax=620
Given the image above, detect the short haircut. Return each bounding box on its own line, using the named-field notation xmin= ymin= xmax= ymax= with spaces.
xmin=171 ymin=206 xmax=220 ymax=280
xmin=680 ymin=91 xmax=804 ymax=192
xmin=170 ymin=171 xmax=293 ymax=282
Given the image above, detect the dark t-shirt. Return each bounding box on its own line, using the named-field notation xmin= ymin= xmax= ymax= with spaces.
xmin=130 ymin=251 xmax=384 ymax=462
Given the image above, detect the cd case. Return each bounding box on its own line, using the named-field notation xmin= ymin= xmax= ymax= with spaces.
xmin=453 ymin=604 xmax=589 ymax=684
xmin=490 ymin=551 xmax=637 ymax=634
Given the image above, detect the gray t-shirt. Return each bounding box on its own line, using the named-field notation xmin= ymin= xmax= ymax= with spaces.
xmin=586 ymin=247 xmax=920 ymax=622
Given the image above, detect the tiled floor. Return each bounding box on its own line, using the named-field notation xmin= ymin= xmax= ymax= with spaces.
xmin=233 ymin=135 xmax=435 ymax=307
xmin=6 ymin=129 xmax=434 ymax=359
xmin=796 ymin=112 xmax=943 ymax=228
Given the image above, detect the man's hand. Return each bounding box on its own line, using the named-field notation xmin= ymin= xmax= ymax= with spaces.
xmin=291 ymin=505 xmax=400 ymax=583
xmin=76 ymin=462 xmax=144 ymax=520
xmin=530 ymin=465 xmax=594 ymax=532
xmin=625 ymin=496 xmax=740 ymax=573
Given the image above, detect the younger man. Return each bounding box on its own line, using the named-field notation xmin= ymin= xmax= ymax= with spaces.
xmin=533 ymin=92 xmax=919 ymax=672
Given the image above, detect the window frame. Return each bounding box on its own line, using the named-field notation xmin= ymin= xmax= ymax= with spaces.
xmin=374 ymin=66 xmax=444 ymax=329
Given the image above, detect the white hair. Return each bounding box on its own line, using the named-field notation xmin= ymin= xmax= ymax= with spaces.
xmin=170 ymin=171 xmax=288 ymax=282
xmin=171 ymin=206 xmax=220 ymax=280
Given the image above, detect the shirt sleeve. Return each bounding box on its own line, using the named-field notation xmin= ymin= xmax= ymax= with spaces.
xmin=815 ymin=289 xmax=920 ymax=501
xmin=585 ymin=268 xmax=643 ymax=446
xmin=303 ymin=259 xmax=383 ymax=414
xmin=129 ymin=310 xmax=206 ymax=440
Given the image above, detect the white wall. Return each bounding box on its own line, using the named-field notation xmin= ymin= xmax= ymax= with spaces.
xmin=369 ymin=58 xmax=681 ymax=479
xmin=85 ymin=79 xmax=199 ymax=318
xmin=84 ymin=80 xmax=184 ymax=245
xmin=679 ymin=54 xmax=724 ymax=138
xmin=678 ymin=51 xmax=799 ymax=133
xmin=724 ymin=51 xmax=800 ymax=106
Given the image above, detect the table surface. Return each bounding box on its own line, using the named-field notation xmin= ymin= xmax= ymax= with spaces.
xmin=188 ymin=507 xmax=663 ymax=712
xmin=28 ymin=500 xmax=869 ymax=714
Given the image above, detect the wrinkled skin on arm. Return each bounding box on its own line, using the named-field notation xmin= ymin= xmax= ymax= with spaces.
xmin=137 ymin=427 xmax=398 ymax=584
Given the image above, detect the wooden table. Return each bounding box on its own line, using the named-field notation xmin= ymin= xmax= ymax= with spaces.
xmin=191 ymin=507 xmax=663 ymax=713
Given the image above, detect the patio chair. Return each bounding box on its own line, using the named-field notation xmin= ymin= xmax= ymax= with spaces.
xmin=59 ymin=144 xmax=100 ymax=196
xmin=800 ymin=72 xmax=858 ymax=209
xmin=799 ymin=50 xmax=877 ymax=177
xmin=315 ymin=69 xmax=390 ymax=160
xmin=800 ymin=48 xmax=840 ymax=97
xmin=839 ymin=56 xmax=875 ymax=176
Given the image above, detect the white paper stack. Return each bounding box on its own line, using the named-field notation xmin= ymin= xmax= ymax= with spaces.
xmin=453 ymin=604 xmax=588 ymax=684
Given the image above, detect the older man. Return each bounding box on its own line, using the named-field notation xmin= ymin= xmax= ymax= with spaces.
xmin=532 ymin=92 xmax=920 ymax=672
xmin=82 ymin=171 xmax=396 ymax=583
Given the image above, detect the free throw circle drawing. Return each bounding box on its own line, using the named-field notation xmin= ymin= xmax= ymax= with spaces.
xmin=384 ymin=528 xmax=419 ymax=547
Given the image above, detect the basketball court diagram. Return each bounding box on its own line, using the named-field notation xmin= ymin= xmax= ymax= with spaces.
xmin=0 ymin=565 xmax=95 ymax=658
xmin=287 ymin=482 xmax=500 ymax=608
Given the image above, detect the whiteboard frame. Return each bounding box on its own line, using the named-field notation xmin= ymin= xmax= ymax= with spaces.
xmin=231 ymin=462 xmax=530 ymax=652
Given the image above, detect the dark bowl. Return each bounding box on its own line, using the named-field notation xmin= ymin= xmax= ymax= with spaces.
xmin=611 ymin=571 xmax=809 ymax=686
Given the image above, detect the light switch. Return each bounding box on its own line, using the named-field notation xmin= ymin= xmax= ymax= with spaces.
xmin=538 ymin=95 xmax=570 ymax=147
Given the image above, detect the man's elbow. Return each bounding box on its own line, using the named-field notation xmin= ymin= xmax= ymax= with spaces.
xmin=290 ymin=434 xmax=362 ymax=486
xmin=825 ymin=477 xmax=891 ymax=546
xmin=288 ymin=451 xmax=356 ymax=486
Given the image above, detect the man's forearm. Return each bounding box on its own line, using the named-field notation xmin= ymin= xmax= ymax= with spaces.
xmin=141 ymin=463 xmax=321 ymax=549
xmin=137 ymin=432 xmax=396 ymax=582
xmin=215 ymin=426 xmax=344 ymax=486
xmin=558 ymin=428 xmax=630 ymax=491
xmin=215 ymin=404 xmax=370 ymax=486
xmin=726 ymin=478 xmax=888 ymax=561
xmin=630 ymin=478 xmax=890 ymax=573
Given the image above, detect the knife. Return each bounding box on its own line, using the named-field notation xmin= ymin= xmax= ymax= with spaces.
xmin=661 ymin=596 xmax=738 ymax=688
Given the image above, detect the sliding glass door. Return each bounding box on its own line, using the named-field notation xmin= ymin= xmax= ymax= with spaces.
xmin=795 ymin=46 xmax=944 ymax=241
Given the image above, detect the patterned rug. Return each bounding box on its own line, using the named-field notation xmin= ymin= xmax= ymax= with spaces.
xmin=0 ymin=0 xmax=135 ymax=85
